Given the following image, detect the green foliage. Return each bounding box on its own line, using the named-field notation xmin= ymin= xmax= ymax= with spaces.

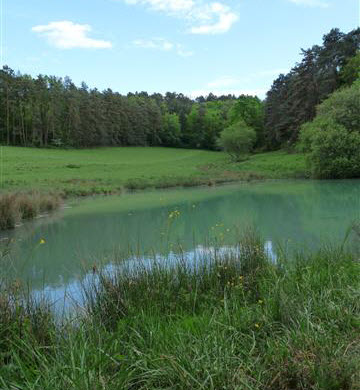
xmin=217 ymin=120 xmax=257 ymax=161
xmin=316 ymin=79 xmax=360 ymax=131
xmin=0 ymin=233 xmax=359 ymax=389
xmin=265 ymin=28 xmax=360 ymax=148
xmin=0 ymin=67 xmax=238 ymax=151
xmin=183 ymin=100 xmax=233 ymax=149
xmin=229 ymin=95 xmax=265 ymax=147
xmin=298 ymin=81 xmax=360 ymax=178
xmin=161 ymin=112 xmax=181 ymax=146
xmin=340 ymin=51 xmax=360 ymax=85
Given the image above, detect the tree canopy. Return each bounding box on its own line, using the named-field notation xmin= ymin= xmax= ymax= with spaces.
xmin=0 ymin=68 xmax=263 ymax=150
xmin=265 ymin=28 xmax=360 ymax=148
xmin=298 ymin=79 xmax=360 ymax=178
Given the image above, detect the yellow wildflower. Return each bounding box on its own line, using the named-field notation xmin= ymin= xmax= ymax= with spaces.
xmin=39 ymin=238 xmax=46 ymax=245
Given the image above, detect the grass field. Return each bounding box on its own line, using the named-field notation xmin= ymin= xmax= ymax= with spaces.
xmin=1 ymin=146 xmax=307 ymax=196
xmin=0 ymin=231 xmax=358 ymax=389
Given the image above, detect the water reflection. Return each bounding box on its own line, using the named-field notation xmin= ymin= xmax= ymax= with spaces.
xmin=1 ymin=180 xmax=359 ymax=298
xmin=31 ymin=241 xmax=278 ymax=313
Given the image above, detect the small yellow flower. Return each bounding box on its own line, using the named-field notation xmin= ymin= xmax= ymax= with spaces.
xmin=39 ymin=238 xmax=46 ymax=245
xmin=255 ymin=323 xmax=260 ymax=329
xmin=169 ymin=209 xmax=180 ymax=219
xmin=258 ymin=299 xmax=263 ymax=304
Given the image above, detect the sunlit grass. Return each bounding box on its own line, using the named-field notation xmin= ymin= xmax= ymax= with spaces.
xmin=0 ymin=146 xmax=307 ymax=196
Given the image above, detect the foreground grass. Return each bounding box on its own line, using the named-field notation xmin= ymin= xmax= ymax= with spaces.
xmin=1 ymin=147 xmax=307 ymax=196
xmin=0 ymin=231 xmax=358 ymax=389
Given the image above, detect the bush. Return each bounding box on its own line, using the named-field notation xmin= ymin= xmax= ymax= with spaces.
xmin=307 ymin=124 xmax=360 ymax=178
xmin=217 ymin=120 xmax=256 ymax=162
xmin=298 ymin=80 xmax=360 ymax=178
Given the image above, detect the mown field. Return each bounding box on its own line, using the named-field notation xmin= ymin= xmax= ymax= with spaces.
xmin=1 ymin=146 xmax=307 ymax=196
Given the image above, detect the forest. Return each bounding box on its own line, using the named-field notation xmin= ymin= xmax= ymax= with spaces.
xmin=0 ymin=28 xmax=358 ymax=151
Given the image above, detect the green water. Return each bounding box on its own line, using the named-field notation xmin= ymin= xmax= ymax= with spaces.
xmin=1 ymin=180 xmax=359 ymax=300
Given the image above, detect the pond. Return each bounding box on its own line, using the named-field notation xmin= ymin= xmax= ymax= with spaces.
xmin=1 ymin=180 xmax=359 ymax=307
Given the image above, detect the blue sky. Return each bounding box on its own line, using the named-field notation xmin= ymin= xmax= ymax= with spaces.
xmin=2 ymin=0 xmax=358 ymax=98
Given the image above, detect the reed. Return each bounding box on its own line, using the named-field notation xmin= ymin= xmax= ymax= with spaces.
xmin=0 ymin=231 xmax=358 ymax=389
xmin=0 ymin=191 xmax=62 ymax=230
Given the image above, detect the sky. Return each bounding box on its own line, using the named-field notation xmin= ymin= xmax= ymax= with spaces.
xmin=1 ymin=0 xmax=359 ymax=99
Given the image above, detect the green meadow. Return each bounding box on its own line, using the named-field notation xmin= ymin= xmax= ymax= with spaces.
xmin=1 ymin=146 xmax=307 ymax=196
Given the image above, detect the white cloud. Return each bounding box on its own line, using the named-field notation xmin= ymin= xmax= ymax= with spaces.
xmin=133 ymin=38 xmax=193 ymax=56
xmin=122 ymin=0 xmax=238 ymax=34
xmin=175 ymin=44 xmax=194 ymax=57
xmin=32 ymin=21 xmax=112 ymax=49
xmin=133 ymin=38 xmax=174 ymax=51
xmin=288 ymin=0 xmax=329 ymax=8
xmin=125 ymin=0 xmax=195 ymax=13
xmin=189 ymin=3 xmax=238 ymax=35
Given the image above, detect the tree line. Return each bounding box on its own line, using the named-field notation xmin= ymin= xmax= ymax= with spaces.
xmin=0 ymin=67 xmax=264 ymax=150
xmin=265 ymin=28 xmax=360 ymax=148
xmin=0 ymin=27 xmax=358 ymax=151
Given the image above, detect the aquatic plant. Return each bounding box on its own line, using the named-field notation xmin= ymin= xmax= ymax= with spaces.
xmin=0 ymin=192 xmax=62 ymax=231
xmin=0 ymin=230 xmax=358 ymax=389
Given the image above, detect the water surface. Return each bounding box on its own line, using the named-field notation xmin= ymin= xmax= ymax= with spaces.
xmin=1 ymin=180 xmax=359 ymax=304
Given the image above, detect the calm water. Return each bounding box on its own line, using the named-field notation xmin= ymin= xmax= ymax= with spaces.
xmin=1 ymin=180 xmax=359 ymax=304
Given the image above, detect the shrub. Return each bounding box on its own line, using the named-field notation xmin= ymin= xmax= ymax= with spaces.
xmin=217 ymin=120 xmax=257 ymax=162
xmin=298 ymin=80 xmax=360 ymax=178
xmin=307 ymin=124 xmax=360 ymax=178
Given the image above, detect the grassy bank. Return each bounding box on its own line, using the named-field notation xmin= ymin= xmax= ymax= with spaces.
xmin=0 ymin=231 xmax=358 ymax=389
xmin=0 ymin=146 xmax=307 ymax=196
xmin=0 ymin=191 xmax=62 ymax=230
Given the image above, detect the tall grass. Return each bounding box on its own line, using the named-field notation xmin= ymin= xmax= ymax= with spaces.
xmin=0 ymin=192 xmax=62 ymax=230
xmin=0 ymin=231 xmax=359 ymax=389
